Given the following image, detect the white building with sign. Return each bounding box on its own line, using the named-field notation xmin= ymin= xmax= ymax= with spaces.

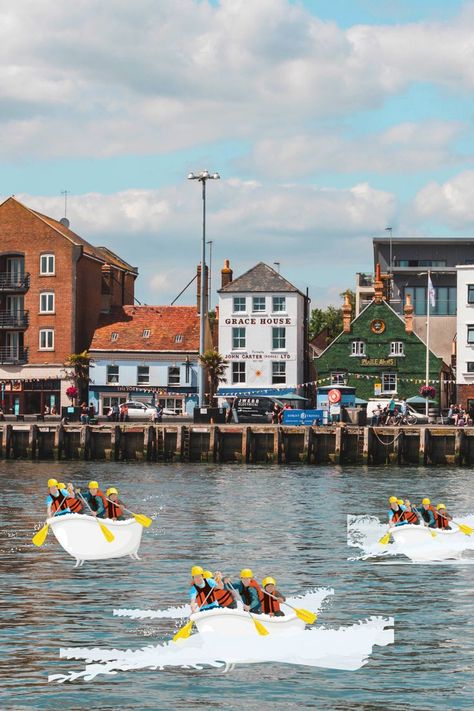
xmin=216 ymin=260 xmax=309 ymax=397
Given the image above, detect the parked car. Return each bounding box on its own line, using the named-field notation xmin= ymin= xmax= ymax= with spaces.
xmin=120 ymin=401 xmax=158 ymax=420
xmin=366 ymin=399 xmax=429 ymax=424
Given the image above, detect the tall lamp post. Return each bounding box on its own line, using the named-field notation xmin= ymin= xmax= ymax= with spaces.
xmin=188 ymin=170 xmax=220 ymax=406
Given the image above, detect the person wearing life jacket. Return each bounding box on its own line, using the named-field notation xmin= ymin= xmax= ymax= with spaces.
xmin=418 ymin=498 xmax=437 ymax=528
xmin=82 ymin=480 xmax=106 ymax=518
xmin=261 ymin=577 xmax=285 ymax=617
xmin=224 ymin=568 xmax=263 ymax=613
xmin=400 ymin=500 xmax=419 ymax=525
xmin=435 ymin=503 xmax=452 ymax=530
xmin=104 ymin=487 xmax=125 ymax=520
xmin=56 ymin=481 xmax=83 ymax=514
xmin=208 ymin=570 xmax=237 ymax=609
xmin=388 ymin=496 xmax=406 ymax=525
xmin=189 ymin=565 xmax=219 ymax=612
xmin=46 ymin=478 xmax=71 ymax=517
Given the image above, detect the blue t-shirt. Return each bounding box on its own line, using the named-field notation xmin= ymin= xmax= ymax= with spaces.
xmin=46 ymin=489 xmax=70 ymax=515
xmin=189 ymin=578 xmax=218 ymax=610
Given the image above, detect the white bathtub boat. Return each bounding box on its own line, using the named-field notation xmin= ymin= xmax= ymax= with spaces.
xmin=48 ymin=513 xmax=143 ymax=566
xmin=389 ymin=523 xmax=468 ymax=562
xmin=190 ymin=606 xmax=306 ymax=636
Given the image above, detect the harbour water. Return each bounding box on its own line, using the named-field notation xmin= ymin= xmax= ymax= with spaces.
xmin=2 ymin=461 xmax=474 ymax=710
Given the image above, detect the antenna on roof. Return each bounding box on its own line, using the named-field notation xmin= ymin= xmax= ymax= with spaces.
xmin=60 ymin=189 xmax=70 ymax=228
xmin=273 ymin=261 xmax=280 ymax=273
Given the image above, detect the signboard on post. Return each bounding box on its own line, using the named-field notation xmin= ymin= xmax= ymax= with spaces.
xmin=282 ymin=409 xmax=324 ymax=426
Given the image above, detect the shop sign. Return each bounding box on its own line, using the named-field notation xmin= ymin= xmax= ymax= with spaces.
xmin=224 ymin=317 xmax=292 ymax=325
xmin=224 ymin=352 xmax=293 ymax=361
xmin=360 ymin=358 xmax=395 ymax=366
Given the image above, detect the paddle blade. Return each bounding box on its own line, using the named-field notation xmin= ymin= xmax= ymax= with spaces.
xmin=457 ymin=523 xmax=473 ymax=536
xmin=32 ymin=523 xmax=49 ymax=547
xmin=379 ymin=532 xmax=391 ymax=545
xmin=173 ymin=620 xmax=194 ymax=642
xmin=430 ymin=530 xmax=437 ymax=538
xmin=99 ymin=522 xmax=115 ymax=543
xmin=252 ymin=618 xmax=269 ymax=636
xmin=295 ymin=608 xmax=317 ymax=625
xmin=133 ymin=513 xmax=152 ymax=528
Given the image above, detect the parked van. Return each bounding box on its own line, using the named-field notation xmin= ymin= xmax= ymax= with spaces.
xmin=233 ymin=396 xmax=281 ymax=423
xmin=366 ymin=399 xmax=429 ymax=424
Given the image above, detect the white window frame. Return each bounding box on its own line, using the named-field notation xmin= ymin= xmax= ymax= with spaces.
xmin=39 ymin=328 xmax=54 ymax=351
xmin=351 ymin=339 xmax=365 ymax=356
xmin=252 ymin=296 xmax=266 ymax=312
xmin=39 ymin=291 xmax=55 ymax=314
xmin=40 ymin=254 xmax=55 ymax=275
xmin=142 ymin=329 xmax=151 ymax=339
xmin=232 ymin=327 xmax=246 ymax=350
xmin=175 ymin=334 xmax=183 ymax=343
xmin=331 ymin=372 xmax=346 ymax=385
xmin=111 ymin=332 xmax=119 ymax=342
xmin=272 ymin=327 xmax=286 ymax=350
xmin=101 ymin=395 xmax=126 ymax=415
xmin=272 ymin=361 xmax=286 ymax=384
xmin=168 ymin=366 xmax=181 ymax=385
xmin=272 ymin=296 xmax=286 ymax=313
xmin=106 ymin=365 xmax=119 ymax=384
xmin=137 ymin=365 xmax=150 ymax=384
xmin=232 ymin=361 xmax=246 ymax=383
xmin=381 ymin=372 xmax=397 ymax=394
xmin=390 ymin=341 xmax=404 ymax=356
xmin=233 ymin=297 xmax=246 ymax=313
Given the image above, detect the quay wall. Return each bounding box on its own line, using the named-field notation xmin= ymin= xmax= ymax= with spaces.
xmin=0 ymin=423 xmax=472 ymax=466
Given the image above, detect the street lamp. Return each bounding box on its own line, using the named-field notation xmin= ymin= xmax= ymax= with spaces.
xmin=188 ymin=170 xmax=220 ymax=406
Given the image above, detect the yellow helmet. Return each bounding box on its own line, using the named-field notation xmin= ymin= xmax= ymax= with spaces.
xmin=397 ymin=499 xmax=404 ymax=505
xmin=58 ymin=482 xmax=66 ymax=489
xmin=106 ymin=487 xmax=118 ymax=496
xmin=388 ymin=496 xmax=398 ymax=504
xmin=89 ymin=480 xmax=99 ymax=489
xmin=262 ymin=576 xmax=276 ymax=588
xmin=437 ymin=503 xmax=446 ymax=510
xmin=203 ymin=570 xmax=213 ymax=579
xmin=422 ymin=497 xmax=431 ymax=505
xmin=240 ymin=568 xmax=253 ymax=579
xmin=191 ymin=565 xmax=204 ymax=577
xmin=47 ymin=478 xmax=58 ymax=488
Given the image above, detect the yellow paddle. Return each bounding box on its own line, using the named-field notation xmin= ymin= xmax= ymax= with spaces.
xmin=228 ymin=581 xmax=269 ymax=636
xmin=78 ymin=493 xmax=115 ymax=543
xmin=104 ymin=496 xmax=152 ymax=528
xmin=412 ymin=506 xmax=437 ymax=538
xmin=32 ymin=522 xmax=49 ymax=547
xmin=379 ymin=530 xmax=391 ymax=546
xmin=437 ymin=509 xmax=473 ymax=536
xmin=261 ymin=589 xmax=317 ymax=625
xmin=173 ymin=584 xmax=217 ymax=642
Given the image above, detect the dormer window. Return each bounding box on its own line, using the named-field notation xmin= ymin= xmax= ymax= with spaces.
xmin=142 ymin=329 xmax=150 ymax=338
xmin=111 ymin=332 xmax=118 ymax=342
xmin=351 ymin=339 xmax=365 ymax=356
xmin=175 ymin=334 xmax=183 ymax=343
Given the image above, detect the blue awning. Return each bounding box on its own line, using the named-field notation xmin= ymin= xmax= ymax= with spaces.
xmin=217 ymin=387 xmax=297 ymax=397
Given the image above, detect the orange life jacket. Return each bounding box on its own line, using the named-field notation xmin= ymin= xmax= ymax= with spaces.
xmin=105 ymin=500 xmax=123 ymax=519
xmin=50 ymin=490 xmax=68 ymax=514
xmin=436 ymin=511 xmax=451 ymax=529
xmin=262 ymin=592 xmax=281 ymax=615
xmin=392 ymin=508 xmax=418 ymax=525
xmin=213 ymin=587 xmax=235 ymax=608
xmin=193 ymin=579 xmax=216 ymax=608
xmin=249 ymin=578 xmax=264 ymax=602
xmin=65 ymin=496 xmax=83 ymax=513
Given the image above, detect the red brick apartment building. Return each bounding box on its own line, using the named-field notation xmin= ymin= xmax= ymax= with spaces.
xmin=0 ymin=197 xmax=137 ymax=414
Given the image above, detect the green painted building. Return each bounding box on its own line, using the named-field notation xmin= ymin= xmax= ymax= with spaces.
xmin=315 ymin=293 xmax=451 ymax=405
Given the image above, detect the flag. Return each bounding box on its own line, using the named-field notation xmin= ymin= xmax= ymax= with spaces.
xmin=428 ymin=274 xmax=436 ymax=308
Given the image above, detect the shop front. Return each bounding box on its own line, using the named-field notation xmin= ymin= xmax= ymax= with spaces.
xmin=1 ymin=378 xmax=61 ymax=415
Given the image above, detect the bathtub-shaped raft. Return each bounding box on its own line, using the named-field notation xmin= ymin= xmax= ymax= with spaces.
xmin=190 ymin=607 xmax=307 ymax=636
xmin=389 ymin=523 xmax=469 ymax=562
xmin=48 ymin=513 xmax=143 ymax=566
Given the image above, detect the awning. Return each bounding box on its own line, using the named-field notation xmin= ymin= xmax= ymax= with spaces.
xmin=217 ymin=387 xmax=298 ymax=397
xmin=406 ymin=395 xmax=438 ymax=405
xmin=355 ymin=397 xmax=368 ymax=404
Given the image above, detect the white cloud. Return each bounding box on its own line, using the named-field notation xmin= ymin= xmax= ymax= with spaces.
xmin=414 ymin=170 xmax=474 ymax=228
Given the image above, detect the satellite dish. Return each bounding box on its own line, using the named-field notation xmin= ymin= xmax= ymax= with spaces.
xmin=59 ymin=217 xmax=70 ymax=228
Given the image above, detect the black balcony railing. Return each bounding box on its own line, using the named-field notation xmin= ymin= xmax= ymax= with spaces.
xmin=0 ymin=272 xmax=30 ymax=291
xmin=0 ymin=347 xmax=28 ymax=364
xmin=0 ymin=311 xmax=29 ymax=329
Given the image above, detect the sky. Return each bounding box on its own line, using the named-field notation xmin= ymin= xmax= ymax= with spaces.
xmin=1 ymin=0 xmax=474 ymax=308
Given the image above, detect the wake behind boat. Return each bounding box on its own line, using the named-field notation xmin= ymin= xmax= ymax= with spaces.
xmin=190 ymin=606 xmax=306 ymax=636
xmin=389 ymin=523 xmax=467 ymax=562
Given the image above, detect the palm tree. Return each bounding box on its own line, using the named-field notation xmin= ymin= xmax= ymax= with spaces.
xmin=198 ymin=350 xmax=228 ymax=404
xmin=63 ymin=350 xmax=94 ymax=403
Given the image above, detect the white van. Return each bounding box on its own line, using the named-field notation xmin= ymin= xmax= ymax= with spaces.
xmin=366 ymin=399 xmax=429 ymax=424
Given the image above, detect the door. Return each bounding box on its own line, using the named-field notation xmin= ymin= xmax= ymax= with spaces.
xmin=6 ymin=257 xmax=24 ymax=285
xmin=6 ymin=296 xmax=24 ymax=326
xmin=5 ymin=332 xmax=19 ymax=360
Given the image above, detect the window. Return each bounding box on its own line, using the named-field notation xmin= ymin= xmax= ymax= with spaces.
xmin=39 ymin=292 xmax=54 ymax=313
xmin=39 ymin=328 xmax=54 ymax=350
xmin=175 ymin=334 xmax=183 ymax=343
xmin=102 ymin=395 xmax=126 ymax=414
xmin=106 ymin=365 xmax=119 ymax=383
xmin=232 ymin=327 xmax=246 ymax=349
xmin=468 ymin=326 xmax=474 ymax=344
xmin=468 ymin=285 xmax=474 ymax=304
xmin=396 ymin=259 xmax=446 ymax=267
xmin=382 ymin=373 xmax=397 ymax=393
xmin=111 ymin=332 xmax=118 ymax=342
xmin=40 ymin=254 xmax=55 ymax=275
xmin=272 ymin=327 xmax=286 ymax=350
xmin=351 ymin=339 xmax=365 ymax=356
xmin=390 ymin=341 xmax=404 ymax=356
xmin=142 ymin=329 xmax=150 ymax=338
xmin=331 ymin=372 xmax=346 ymax=385
xmin=272 ymin=361 xmax=286 ymax=384
xmin=272 ymin=296 xmax=286 ymax=312
xmin=137 ymin=366 xmax=150 ymax=384
xmin=233 ymin=297 xmax=246 ymax=312
xmin=467 ymin=362 xmax=474 ymax=372
xmin=252 ymin=296 xmax=266 ymax=312
xmin=405 ymin=286 xmax=456 ymax=315
xmin=168 ymin=366 xmax=181 ymax=385
xmin=232 ymin=362 xmax=246 ymax=383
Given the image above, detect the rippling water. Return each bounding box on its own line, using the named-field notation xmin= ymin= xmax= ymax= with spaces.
xmin=2 ymin=461 xmax=474 ymax=710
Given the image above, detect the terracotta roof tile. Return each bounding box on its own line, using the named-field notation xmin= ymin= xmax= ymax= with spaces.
xmin=90 ymin=306 xmax=199 ymax=352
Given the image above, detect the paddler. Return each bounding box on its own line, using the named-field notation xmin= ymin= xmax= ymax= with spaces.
xmin=210 ymin=571 xmax=237 ymax=609
xmin=189 ymin=565 xmax=219 ymax=612
xmin=387 ymin=496 xmax=418 ymax=526
xmin=224 ymin=568 xmax=263 ymax=614
xmin=261 ymin=577 xmax=285 ymax=617
xmin=46 ymin=478 xmax=71 ymax=517
xmin=418 ymin=498 xmax=437 ymax=528
xmin=104 ymin=487 xmax=125 ymax=520
xmin=81 ymin=480 xmax=106 ymax=518
xmin=435 ymin=503 xmax=452 ymax=530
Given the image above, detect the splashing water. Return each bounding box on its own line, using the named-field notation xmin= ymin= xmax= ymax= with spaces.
xmin=348 ymin=514 xmax=474 ymax=562
xmin=48 ymin=587 xmax=393 ymax=682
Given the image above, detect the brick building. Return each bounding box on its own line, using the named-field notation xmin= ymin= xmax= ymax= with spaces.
xmin=0 ymin=197 xmax=137 ymax=414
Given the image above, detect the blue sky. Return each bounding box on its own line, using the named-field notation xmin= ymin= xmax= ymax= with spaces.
xmin=1 ymin=0 xmax=474 ymax=307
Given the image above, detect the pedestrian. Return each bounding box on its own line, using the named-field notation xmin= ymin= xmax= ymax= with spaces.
xmin=120 ymin=403 xmax=128 ymax=422
xmin=80 ymin=402 xmax=89 ymax=424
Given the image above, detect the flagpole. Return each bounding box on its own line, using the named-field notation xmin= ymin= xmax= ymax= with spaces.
xmin=425 ymin=269 xmax=430 ymax=418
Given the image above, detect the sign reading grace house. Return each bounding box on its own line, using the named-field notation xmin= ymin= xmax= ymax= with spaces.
xmin=224 ymin=317 xmax=292 ymax=325
xmin=360 ymin=357 xmax=396 ymax=366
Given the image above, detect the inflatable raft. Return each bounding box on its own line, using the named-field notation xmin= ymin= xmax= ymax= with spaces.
xmin=48 ymin=513 xmax=143 ymax=566
xmin=389 ymin=523 xmax=467 ymax=561
xmin=190 ymin=607 xmax=306 ymax=636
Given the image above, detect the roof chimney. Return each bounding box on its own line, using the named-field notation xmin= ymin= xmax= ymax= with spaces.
xmin=374 ymin=263 xmax=384 ymax=303
xmin=100 ymin=263 xmax=112 ymax=313
xmin=221 ymin=259 xmax=233 ymax=288
xmin=342 ymin=292 xmax=352 ymax=333
xmin=404 ymin=293 xmax=414 ymax=334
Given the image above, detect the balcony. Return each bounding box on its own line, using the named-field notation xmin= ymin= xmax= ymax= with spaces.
xmin=0 ymin=311 xmax=29 ymax=329
xmin=0 ymin=347 xmax=28 ymax=364
xmin=0 ymin=272 xmax=30 ymax=292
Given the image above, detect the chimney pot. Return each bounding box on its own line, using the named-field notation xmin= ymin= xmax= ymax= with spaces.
xmin=221 ymin=259 xmax=233 ymax=288
xmin=404 ymin=293 xmax=414 ymax=334
xmin=342 ymin=292 xmax=352 ymax=333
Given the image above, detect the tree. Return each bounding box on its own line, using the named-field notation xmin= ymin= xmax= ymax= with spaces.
xmin=308 ymin=290 xmax=355 ymax=342
xmin=198 ymin=350 xmax=228 ymax=404
xmin=63 ymin=351 xmax=94 ymax=404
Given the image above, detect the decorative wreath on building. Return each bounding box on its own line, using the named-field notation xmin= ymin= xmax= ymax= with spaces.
xmin=370 ymin=319 xmax=386 ymax=334
xmin=419 ymin=385 xmax=436 ymax=399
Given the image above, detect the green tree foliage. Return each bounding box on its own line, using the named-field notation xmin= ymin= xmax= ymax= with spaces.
xmin=309 ymin=290 xmax=355 ymax=342
xmin=198 ymin=350 xmax=228 ymax=404
xmin=63 ymin=350 xmax=94 ymax=403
